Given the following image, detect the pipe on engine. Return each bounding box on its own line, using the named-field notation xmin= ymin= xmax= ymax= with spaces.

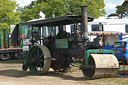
xmin=81 ymin=6 xmax=88 ymax=45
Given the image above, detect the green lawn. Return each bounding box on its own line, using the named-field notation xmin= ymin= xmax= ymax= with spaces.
xmin=0 ymin=59 xmax=23 ymax=64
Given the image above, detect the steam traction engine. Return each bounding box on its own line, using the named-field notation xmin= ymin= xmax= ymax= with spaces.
xmin=22 ymin=6 xmax=119 ymax=79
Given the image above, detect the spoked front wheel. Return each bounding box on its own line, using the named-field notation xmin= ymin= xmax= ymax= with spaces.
xmin=28 ymin=45 xmax=51 ymax=75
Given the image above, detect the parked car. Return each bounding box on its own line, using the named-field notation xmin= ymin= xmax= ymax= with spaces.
xmin=103 ymin=45 xmax=112 ymax=50
xmin=111 ymin=40 xmax=128 ymax=64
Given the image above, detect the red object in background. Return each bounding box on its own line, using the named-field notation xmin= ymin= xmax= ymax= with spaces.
xmin=19 ymin=34 xmax=24 ymax=39
xmin=122 ymin=47 xmax=126 ymax=51
xmin=122 ymin=63 xmax=127 ymax=74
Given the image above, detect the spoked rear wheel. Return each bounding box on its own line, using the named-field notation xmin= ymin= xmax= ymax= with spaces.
xmin=28 ymin=45 xmax=51 ymax=75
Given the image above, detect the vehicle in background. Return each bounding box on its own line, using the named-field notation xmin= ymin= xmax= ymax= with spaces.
xmin=111 ymin=40 xmax=128 ymax=64
xmin=0 ymin=25 xmax=23 ymax=61
xmin=87 ymin=31 xmax=123 ymax=50
xmin=88 ymin=18 xmax=128 ymax=34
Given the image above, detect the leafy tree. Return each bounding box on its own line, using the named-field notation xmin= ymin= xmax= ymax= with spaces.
xmin=116 ymin=6 xmax=125 ymax=18
xmin=122 ymin=0 xmax=128 ymax=17
xmin=17 ymin=0 xmax=106 ymax=22
xmin=115 ymin=0 xmax=128 ymax=18
xmin=0 ymin=0 xmax=21 ymax=31
xmin=107 ymin=13 xmax=118 ymax=17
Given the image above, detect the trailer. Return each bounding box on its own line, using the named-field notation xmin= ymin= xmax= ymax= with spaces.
xmin=0 ymin=28 xmax=23 ymax=60
xmin=88 ymin=18 xmax=128 ymax=34
xmin=0 ymin=48 xmax=22 ymax=60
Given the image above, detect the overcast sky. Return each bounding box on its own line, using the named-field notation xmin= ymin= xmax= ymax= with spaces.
xmin=15 ymin=0 xmax=124 ymax=16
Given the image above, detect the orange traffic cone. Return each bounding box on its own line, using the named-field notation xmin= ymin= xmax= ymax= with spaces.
xmin=121 ymin=63 xmax=127 ymax=75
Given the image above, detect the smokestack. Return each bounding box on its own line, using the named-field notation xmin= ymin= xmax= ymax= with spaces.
xmin=81 ymin=6 xmax=88 ymax=45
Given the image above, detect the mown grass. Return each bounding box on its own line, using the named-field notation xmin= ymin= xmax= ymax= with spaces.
xmin=84 ymin=78 xmax=128 ymax=85
xmin=0 ymin=59 xmax=23 ymax=64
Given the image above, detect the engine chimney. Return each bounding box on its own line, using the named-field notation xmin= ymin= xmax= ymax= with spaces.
xmin=81 ymin=6 xmax=88 ymax=45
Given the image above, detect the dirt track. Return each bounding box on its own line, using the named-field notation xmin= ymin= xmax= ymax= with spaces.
xmin=0 ymin=63 xmax=128 ymax=85
xmin=0 ymin=63 xmax=92 ymax=85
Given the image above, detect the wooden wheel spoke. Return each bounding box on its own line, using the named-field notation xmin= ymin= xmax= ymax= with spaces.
xmin=39 ymin=53 xmax=43 ymax=58
xmin=34 ymin=53 xmax=37 ymax=57
xmin=35 ymin=62 xmax=39 ymax=67
xmin=36 ymin=48 xmax=40 ymax=56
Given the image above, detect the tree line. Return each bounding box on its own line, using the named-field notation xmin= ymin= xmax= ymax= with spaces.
xmin=108 ymin=0 xmax=128 ymax=18
xmin=1 ymin=0 xmax=106 ymax=31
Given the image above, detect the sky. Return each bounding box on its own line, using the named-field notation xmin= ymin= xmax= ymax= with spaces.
xmin=104 ymin=0 xmax=124 ymax=16
xmin=15 ymin=0 xmax=124 ymax=17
